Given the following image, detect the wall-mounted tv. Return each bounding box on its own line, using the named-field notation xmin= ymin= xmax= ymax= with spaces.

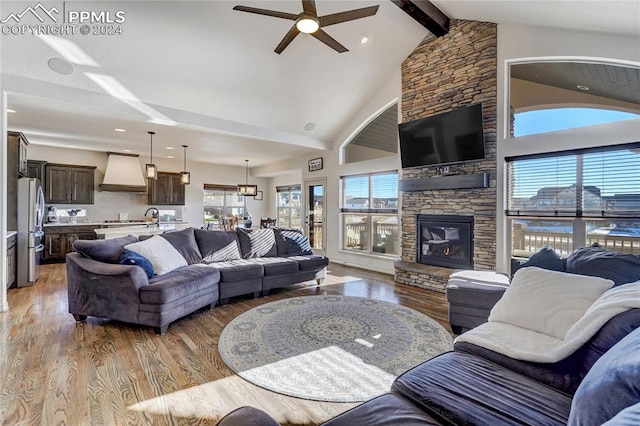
xmin=398 ymin=103 xmax=485 ymax=169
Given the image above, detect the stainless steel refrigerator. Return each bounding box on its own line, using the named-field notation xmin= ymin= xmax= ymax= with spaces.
xmin=17 ymin=178 xmax=45 ymax=287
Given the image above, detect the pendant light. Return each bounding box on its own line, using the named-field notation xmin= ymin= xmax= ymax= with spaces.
xmin=237 ymin=159 xmax=257 ymax=196
xmin=180 ymin=144 xmax=190 ymax=184
xmin=145 ymin=131 xmax=157 ymax=180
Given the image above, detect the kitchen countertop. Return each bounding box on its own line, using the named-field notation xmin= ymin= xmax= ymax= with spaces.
xmin=44 ymin=221 xmax=188 ymax=227
xmin=94 ymin=223 xmax=190 ymax=239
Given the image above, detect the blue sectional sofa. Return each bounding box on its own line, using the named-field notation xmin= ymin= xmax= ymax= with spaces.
xmin=66 ymin=227 xmax=328 ymax=334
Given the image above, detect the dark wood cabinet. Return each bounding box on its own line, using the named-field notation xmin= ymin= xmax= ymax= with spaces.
xmin=43 ymin=225 xmax=98 ymax=263
xmin=27 ymin=160 xmax=47 ymax=185
xmin=45 ymin=164 xmax=96 ymax=204
xmin=148 ymin=172 xmax=185 ymax=205
xmin=7 ymin=131 xmax=29 ymax=231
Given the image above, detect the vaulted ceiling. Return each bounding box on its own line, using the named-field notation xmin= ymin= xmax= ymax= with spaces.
xmin=2 ymin=1 xmax=639 ymax=168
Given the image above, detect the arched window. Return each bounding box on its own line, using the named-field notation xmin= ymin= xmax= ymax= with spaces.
xmin=343 ymin=103 xmax=398 ymax=164
xmin=510 ymin=62 xmax=640 ymax=137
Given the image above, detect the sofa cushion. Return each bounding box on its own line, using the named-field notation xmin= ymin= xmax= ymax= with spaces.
xmin=73 ymin=234 xmax=138 ymax=264
xmin=392 ymin=351 xmax=572 ymax=426
xmin=604 ymin=402 xmax=640 ymax=425
xmin=140 ymin=264 xmax=220 ymax=305
xmin=522 ymin=246 xmax=566 ymax=272
xmin=125 ymin=235 xmax=188 ymax=276
xmin=194 ymin=229 xmax=242 ymax=262
xmin=323 ymin=393 xmax=444 ymax=426
xmin=566 ymin=243 xmax=640 ymax=286
xmin=244 ymin=257 xmax=299 ymax=276
xmin=285 ymin=255 xmax=329 ymax=271
xmin=455 ymin=308 xmax=640 ymax=396
xmin=489 ymin=267 xmax=613 ymax=339
xmin=273 ymin=228 xmax=289 ymax=256
xmin=237 ymin=228 xmax=277 ymax=258
xmin=118 ymin=249 xmax=154 ymax=278
xmin=158 ymin=227 xmax=202 ymax=265
xmin=203 ymin=259 xmax=264 ymax=282
xmin=568 ymin=325 xmax=640 ymax=426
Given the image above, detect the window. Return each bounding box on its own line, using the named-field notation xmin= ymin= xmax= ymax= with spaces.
xmin=507 ymin=143 xmax=640 ymax=257
xmin=341 ymin=171 xmax=398 ymax=255
xmin=343 ymin=103 xmax=398 ymax=164
xmin=276 ymin=185 xmax=301 ymax=228
xmin=203 ymin=185 xmax=245 ymax=224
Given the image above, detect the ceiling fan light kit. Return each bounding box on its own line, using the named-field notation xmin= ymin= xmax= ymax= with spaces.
xmin=233 ymin=0 xmax=379 ymax=54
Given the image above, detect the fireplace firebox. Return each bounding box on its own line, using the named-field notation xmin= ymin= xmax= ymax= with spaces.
xmin=417 ymin=215 xmax=473 ymax=269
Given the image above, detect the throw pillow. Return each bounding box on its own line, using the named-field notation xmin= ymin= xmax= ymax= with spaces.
xmin=279 ymin=229 xmax=312 ymax=253
xmin=124 ymin=235 xmax=187 ymax=276
xmin=522 ymin=246 xmax=566 ymax=272
xmin=159 ymin=227 xmax=202 ymax=264
xmin=568 ymin=326 xmax=640 ymax=426
xmin=284 ymin=236 xmax=313 ymax=256
xmin=566 ymin=243 xmax=640 ymax=286
xmin=489 ymin=266 xmax=614 ymax=339
xmin=194 ymin=229 xmax=242 ymax=262
xmin=74 ymin=235 xmax=138 ymax=263
xmin=118 ymin=249 xmax=154 ymax=278
xmin=245 ymin=228 xmax=277 ymax=258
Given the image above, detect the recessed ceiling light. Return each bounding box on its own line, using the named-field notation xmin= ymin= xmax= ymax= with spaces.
xmin=48 ymin=57 xmax=75 ymax=75
xmin=577 ymin=84 xmax=589 ymax=91
xmin=7 ymin=109 xmax=17 ymax=113
xmin=123 ymin=149 xmax=132 ymax=152
xmin=167 ymin=155 xmax=174 ymax=159
xmin=304 ymin=122 xmax=316 ymax=131
xmin=360 ymin=35 xmax=369 ymax=45
xmin=66 ymin=144 xmax=75 ymax=148
xmin=113 ymin=128 xmax=126 ymax=132
xmin=165 ymin=146 xmax=174 ymax=150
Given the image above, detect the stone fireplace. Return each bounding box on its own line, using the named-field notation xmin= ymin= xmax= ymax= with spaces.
xmin=417 ymin=215 xmax=474 ymax=270
xmin=394 ymin=20 xmax=498 ymax=293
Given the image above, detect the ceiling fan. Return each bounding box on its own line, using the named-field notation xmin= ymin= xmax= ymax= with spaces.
xmin=233 ymin=0 xmax=379 ymax=54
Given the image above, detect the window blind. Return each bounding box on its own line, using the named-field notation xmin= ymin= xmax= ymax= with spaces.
xmin=342 ymin=172 xmax=398 ymax=212
xmin=507 ymin=143 xmax=640 ymax=218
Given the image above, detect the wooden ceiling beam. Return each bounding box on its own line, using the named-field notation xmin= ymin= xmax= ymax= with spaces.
xmin=391 ymin=0 xmax=450 ymax=37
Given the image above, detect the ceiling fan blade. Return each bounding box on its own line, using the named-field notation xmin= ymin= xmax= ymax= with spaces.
xmin=233 ymin=5 xmax=297 ymax=21
xmin=319 ymin=5 xmax=379 ymax=27
xmin=302 ymin=0 xmax=317 ymax=16
xmin=275 ymin=25 xmax=301 ymax=54
xmin=311 ymin=29 xmax=348 ymax=53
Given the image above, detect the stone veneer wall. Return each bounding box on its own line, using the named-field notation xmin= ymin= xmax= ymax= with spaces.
xmin=395 ymin=20 xmax=498 ymax=293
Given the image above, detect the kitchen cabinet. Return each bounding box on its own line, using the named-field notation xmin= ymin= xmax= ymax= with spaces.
xmin=6 ymin=234 xmax=17 ymax=289
xmin=45 ymin=164 xmax=96 ymax=204
xmin=27 ymin=160 xmax=47 ymax=185
xmin=7 ymin=131 xmax=29 ymax=231
xmin=43 ymin=225 xmax=98 ymax=263
xmin=148 ymin=172 xmax=185 ymax=205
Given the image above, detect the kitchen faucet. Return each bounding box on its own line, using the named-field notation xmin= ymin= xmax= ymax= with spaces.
xmin=145 ymin=207 xmax=160 ymax=226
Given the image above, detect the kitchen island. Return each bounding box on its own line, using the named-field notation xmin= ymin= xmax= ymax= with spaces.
xmin=94 ymin=223 xmax=191 ymax=239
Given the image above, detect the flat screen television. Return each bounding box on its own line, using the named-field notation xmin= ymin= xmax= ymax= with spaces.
xmin=398 ymin=103 xmax=485 ymax=168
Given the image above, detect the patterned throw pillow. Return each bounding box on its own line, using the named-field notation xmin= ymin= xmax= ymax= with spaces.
xmin=246 ymin=228 xmax=277 ymax=258
xmin=194 ymin=229 xmax=242 ymax=263
xmin=285 ymin=236 xmax=313 ymax=255
xmin=279 ymin=229 xmax=312 ymax=254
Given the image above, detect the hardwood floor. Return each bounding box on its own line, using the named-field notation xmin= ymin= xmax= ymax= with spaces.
xmin=0 ymin=263 xmax=450 ymax=425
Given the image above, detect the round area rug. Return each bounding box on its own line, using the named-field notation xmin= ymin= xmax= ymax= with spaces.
xmin=218 ymin=295 xmax=453 ymax=402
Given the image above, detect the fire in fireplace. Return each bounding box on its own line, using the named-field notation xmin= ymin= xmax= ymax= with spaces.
xmin=417 ymin=214 xmax=473 ymax=269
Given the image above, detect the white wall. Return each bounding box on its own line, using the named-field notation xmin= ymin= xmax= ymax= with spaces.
xmin=495 ymin=24 xmax=640 ymax=272
xmin=28 ymin=144 xmax=270 ymax=226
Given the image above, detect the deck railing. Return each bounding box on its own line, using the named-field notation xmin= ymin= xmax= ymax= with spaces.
xmin=513 ymin=224 xmax=640 ymax=256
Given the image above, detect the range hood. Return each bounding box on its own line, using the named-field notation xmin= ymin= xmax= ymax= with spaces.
xmin=99 ymin=152 xmax=148 ymax=192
